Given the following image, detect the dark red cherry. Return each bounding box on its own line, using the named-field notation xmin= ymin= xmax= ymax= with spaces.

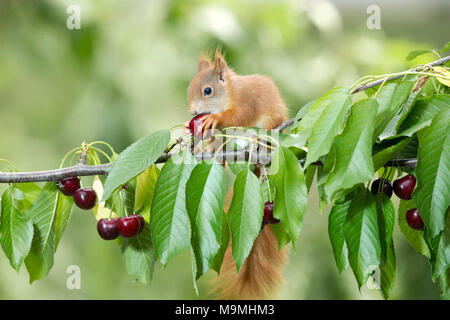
xmin=188 ymin=113 xmax=209 ymax=139
xmin=406 ymin=208 xmax=424 ymax=230
xmin=73 ymin=188 xmax=97 ymax=210
xmin=393 ymin=174 xmax=416 ymax=200
xmin=58 ymin=176 xmax=81 ymax=196
xmin=263 ymin=201 xmax=280 ymax=225
xmin=129 ymin=214 xmax=145 ymax=233
xmin=370 ymin=178 xmax=393 ymax=198
xmin=117 ymin=216 xmax=141 ymax=238
xmin=136 ymin=215 xmax=145 ymax=233
xmin=97 ymin=218 xmax=119 ymax=240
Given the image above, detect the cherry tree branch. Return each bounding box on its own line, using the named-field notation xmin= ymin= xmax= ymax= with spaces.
xmin=2 ymin=55 xmax=443 ymax=184
xmin=0 ymin=150 xmax=416 ymax=183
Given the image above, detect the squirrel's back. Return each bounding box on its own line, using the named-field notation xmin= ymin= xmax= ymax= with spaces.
xmin=229 ymin=73 xmax=287 ymax=129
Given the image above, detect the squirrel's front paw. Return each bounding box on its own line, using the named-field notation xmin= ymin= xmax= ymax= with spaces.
xmin=200 ymin=114 xmax=220 ymax=138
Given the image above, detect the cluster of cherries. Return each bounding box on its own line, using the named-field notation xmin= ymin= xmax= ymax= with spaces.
xmin=370 ymin=174 xmax=423 ymax=230
xmin=58 ymin=176 xmax=97 ymax=209
xmin=97 ymin=214 xmax=145 ymax=240
xmin=58 ymin=177 xmax=145 ymax=241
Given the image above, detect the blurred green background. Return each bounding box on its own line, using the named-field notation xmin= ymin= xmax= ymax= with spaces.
xmin=0 ymin=0 xmax=448 ymax=299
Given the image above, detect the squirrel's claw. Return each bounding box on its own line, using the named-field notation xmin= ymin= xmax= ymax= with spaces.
xmin=200 ymin=114 xmax=219 ymax=138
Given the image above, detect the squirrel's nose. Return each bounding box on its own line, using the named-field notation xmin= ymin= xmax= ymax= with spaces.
xmin=191 ymin=110 xmax=198 ymax=116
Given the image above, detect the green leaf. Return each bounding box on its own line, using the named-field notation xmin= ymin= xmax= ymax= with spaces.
xmin=123 ymin=178 xmax=136 ymax=216
xmin=304 ymin=165 xmax=316 ymax=192
xmin=227 ymin=168 xmax=264 ymax=271
xmin=190 ymin=246 xmax=199 ymax=295
xmin=102 ymin=129 xmax=170 ymax=201
xmin=324 ymin=99 xmax=378 ymax=200
xmin=430 ymin=214 xmax=450 ymax=281
xmin=13 ymin=183 xmax=42 ymax=212
xmin=92 ymin=176 xmax=120 ymax=221
xmin=228 ymin=162 xmax=255 ymax=176
xmin=0 ymin=188 xmax=33 ymax=271
xmin=24 ymin=183 xmax=59 ymax=283
xmin=413 ymin=108 xmax=450 ymax=237
xmin=54 ymin=194 xmax=74 ymax=250
xmin=270 ymin=223 xmax=291 ymax=250
xmin=294 ymin=99 xmax=315 ymax=122
xmin=328 ymin=200 xmax=350 ymax=273
xmin=374 ymin=82 xmax=413 ymax=128
xmin=270 ymin=147 xmax=308 ymax=247
xmin=375 ymin=193 xmax=395 ymax=266
xmin=135 ymin=165 xmax=159 ymax=218
xmin=211 ymin=211 xmax=230 ymax=274
xmin=397 ymin=95 xmax=450 ymax=137
xmin=372 ymin=137 xmax=411 ymax=171
xmin=304 ymin=87 xmax=352 ymax=166
xmin=374 ymin=81 xmax=415 ymax=140
xmin=379 ymin=239 xmax=397 ymax=300
xmin=397 ymin=135 xmax=419 ymax=159
xmin=262 ymin=178 xmax=275 ymax=203
xmin=406 ymin=49 xmax=432 ymax=61
xmin=344 ymin=189 xmax=381 ymax=289
xmin=150 ymin=151 xmax=196 ymax=264
xmin=439 ymin=268 xmax=450 ymax=299
xmin=291 ymin=87 xmax=350 ymax=149
xmin=121 ymin=224 xmax=156 ymax=284
xmin=440 ymin=41 xmax=450 ymax=54
xmin=398 ymin=199 xmax=430 ymax=257
xmin=186 ymin=162 xmax=227 ymax=279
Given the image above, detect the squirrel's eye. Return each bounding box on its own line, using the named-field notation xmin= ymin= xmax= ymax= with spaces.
xmin=203 ymin=87 xmax=212 ymax=96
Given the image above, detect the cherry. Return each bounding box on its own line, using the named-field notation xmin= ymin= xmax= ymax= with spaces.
xmin=58 ymin=176 xmax=81 ymax=196
xmin=97 ymin=218 xmax=119 ymax=240
xmin=263 ymin=201 xmax=280 ymax=225
xmin=73 ymin=188 xmax=97 ymax=210
xmin=406 ymin=208 xmax=424 ymax=230
xmin=393 ymin=174 xmax=416 ymax=200
xmin=188 ymin=113 xmax=209 ymax=139
xmin=136 ymin=214 xmax=145 ymax=233
xmin=117 ymin=216 xmax=141 ymax=238
xmin=370 ymin=178 xmax=393 ymax=198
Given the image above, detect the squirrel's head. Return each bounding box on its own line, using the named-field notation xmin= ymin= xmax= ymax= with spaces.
xmin=188 ymin=51 xmax=230 ymax=115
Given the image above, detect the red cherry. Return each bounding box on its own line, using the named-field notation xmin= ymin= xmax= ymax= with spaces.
xmin=97 ymin=218 xmax=119 ymax=240
xmin=136 ymin=215 xmax=145 ymax=233
xmin=128 ymin=214 xmax=145 ymax=233
xmin=393 ymin=174 xmax=416 ymax=200
xmin=58 ymin=176 xmax=81 ymax=196
xmin=263 ymin=201 xmax=280 ymax=225
xmin=117 ymin=216 xmax=141 ymax=238
xmin=406 ymin=208 xmax=424 ymax=230
xmin=188 ymin=113 xmax=209 ymax=139
xmin=73 ymin=188 xmax=97 ymax=210
xmin=370 ymin=178 xmax=393 ymax=198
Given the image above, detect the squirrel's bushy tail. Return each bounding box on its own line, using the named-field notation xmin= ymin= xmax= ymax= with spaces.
xmin=211 ymin=225 xmax=287 ymax=300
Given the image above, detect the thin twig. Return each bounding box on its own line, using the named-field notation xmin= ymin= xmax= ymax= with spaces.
xmin=350 ymin=55 xmax=450 ymax=94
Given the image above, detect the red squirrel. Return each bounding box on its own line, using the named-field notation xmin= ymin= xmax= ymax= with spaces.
xmin=187 ymin=51 xmax=288 ymax=299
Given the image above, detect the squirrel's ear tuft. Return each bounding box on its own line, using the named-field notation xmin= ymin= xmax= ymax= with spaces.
xmin=198 ymin=58 xmax=211 ymax=72
xmin=213 ymin=52 xmax=227 ymax=82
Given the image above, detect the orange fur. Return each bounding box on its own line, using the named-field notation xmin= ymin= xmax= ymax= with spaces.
xmin=212 ymin=225 xmax=287 ymax=299
xmin=188 ymin=51 xmax=288 ymax=300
